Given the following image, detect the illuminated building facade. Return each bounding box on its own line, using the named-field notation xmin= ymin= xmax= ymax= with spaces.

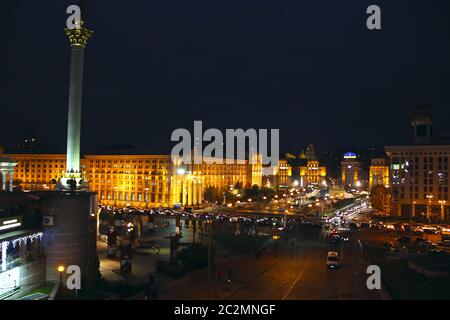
xmin=385 ymin=145 xmax=450 ymax=220
xmin=299 ymin=160 xmax=326 ymax=187
xmin=274 ymin=160 xmax=292 ymax=191
xmin=341 ymin=152 xmax=360 ymax=190
xmin=5 ymin=152 xmax=262 ymax=208
xmin=0 ymin=193 xmax=45 ymax=299
xmin=8 ymin=154 xmax=66 ymax=191
xmin=369 ymin=158 xmax=390 ymax=190
xmin=386 ymin=106 xmax=450 ymax=220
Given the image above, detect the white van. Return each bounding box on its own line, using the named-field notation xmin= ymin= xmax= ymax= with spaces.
xmin=327 ymin=251 xmax=339 ymax=269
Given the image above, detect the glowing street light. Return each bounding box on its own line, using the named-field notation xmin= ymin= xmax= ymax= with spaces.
xmin=439 ymin=200 xmax=447 ymax=221
xmin=426 ymin=195 xmax=434 ymax=221
xmin=58 ymin=265 xmax=65 ymax=287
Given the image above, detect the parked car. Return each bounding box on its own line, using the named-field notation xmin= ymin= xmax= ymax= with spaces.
xmin=397 ymin=237 xmax=411 ymax=244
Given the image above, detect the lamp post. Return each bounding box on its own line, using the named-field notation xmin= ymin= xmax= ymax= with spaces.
xmin=144 ymin=187 xmax=149 ymax=208
xmin=207 ymin=218 xmax=212 ymax=300
xmin=426 ymin=195 xmax=433 ymax=222
xmin=58 ymin=265 xmax=65 ymax=288
xmin=410 ymin=201 xmax=416 ymax=239
xmin=207 ymin=204 xmax=219 ymax=300
xmin=177 ymin=167 xmax=186 ymax=205
xmin=439 ymin=200 xmax=446 ymax=222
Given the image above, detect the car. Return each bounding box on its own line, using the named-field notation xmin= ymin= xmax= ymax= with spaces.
xmin=429 ymin=248 xmax=445 ymax=255
xmin=388 ymin=245 xmax=400 ymax=252
xmin=422 ymin=226 xmax=438 ymax=234
xmin=330 ymin=233 xmax=340 ymax=243
xmin=327 ymin=251 xmax=339 ymax=269
xmin=383 ymin=241 xmax=394 ymax=248
xmin=415 ymin=237 xmax=426 ymax=244
xmin=397 ymin=237 xmax=411 ymax=244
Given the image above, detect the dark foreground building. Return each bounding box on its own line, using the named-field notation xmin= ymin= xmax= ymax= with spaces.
xmin=0 ymin=191 xmax=98 ymax=299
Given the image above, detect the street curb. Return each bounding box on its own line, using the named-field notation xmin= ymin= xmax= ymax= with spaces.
xmin=48 ymin=281 xmax=59 ymax=301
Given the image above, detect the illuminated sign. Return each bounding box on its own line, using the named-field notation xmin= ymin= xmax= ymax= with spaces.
xmin=0 ymin=217 xmax=22 ymax=231
xmin=0 ymin=267 xmax=21 ymax=298
xmin=343 ymin=152 xmax=357 ymax=159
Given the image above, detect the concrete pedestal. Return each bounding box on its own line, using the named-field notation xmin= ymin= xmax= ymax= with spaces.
xmin=40 ymin=192 xmax=98 ymax=287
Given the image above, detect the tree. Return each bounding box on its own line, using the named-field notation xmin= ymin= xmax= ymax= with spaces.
xmin=370 ymin=185 xmax=388 ymax=212
xmin=204 ymin=186 xmax=220 ymax=203
xmin=244 ymin=185 xmax=260 ymax=199
xmin=234 ymin=181 xmax=243 ymax=191
xmin=224 ymin=189 xmax=237 ymax=203
xmin=259 ymin=187 xmax=275 ymax=200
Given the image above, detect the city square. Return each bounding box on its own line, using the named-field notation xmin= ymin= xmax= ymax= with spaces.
xmin=1 ymin=0 xmax=450 ymax=309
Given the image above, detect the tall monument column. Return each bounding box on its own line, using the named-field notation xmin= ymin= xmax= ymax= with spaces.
xmin=59 ymin=19 xmax=92 ymax=190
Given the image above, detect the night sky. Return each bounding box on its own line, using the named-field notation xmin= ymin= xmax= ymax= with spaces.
xmin=3 ymin=0 xmax=450 ymax=154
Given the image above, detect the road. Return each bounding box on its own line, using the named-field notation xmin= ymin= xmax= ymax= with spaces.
xmin=225 ymin=226 xmax=384 ymax=300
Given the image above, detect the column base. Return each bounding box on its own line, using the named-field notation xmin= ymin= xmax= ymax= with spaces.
xmin=57 ymin=172 xmax=89 ymax=191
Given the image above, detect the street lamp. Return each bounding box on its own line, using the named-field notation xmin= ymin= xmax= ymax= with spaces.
xmin=207 ymin=218 xmax=213 ymax=300
xmin=144 ymin=187 xmax=149 ymax=208
xmin=177 ymin=167 xmax=186 ymax=205
xmin=426 ymin=195 xmax=434 ymax=221
xmin=410 ymin=201 xmax=416 ymax=238
xmin=58 ymin=265 xmax=65 ymax=287
xmin=439 ymin=200 xmax=446 ymax=222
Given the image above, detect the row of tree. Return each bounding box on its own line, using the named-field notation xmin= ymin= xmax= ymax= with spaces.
xmin=203 ymin=183 xmax=276 ymax=204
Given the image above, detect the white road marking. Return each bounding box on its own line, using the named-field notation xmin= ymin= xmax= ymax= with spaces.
xmin=282 ymin=259 xmax=311 ymax=300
